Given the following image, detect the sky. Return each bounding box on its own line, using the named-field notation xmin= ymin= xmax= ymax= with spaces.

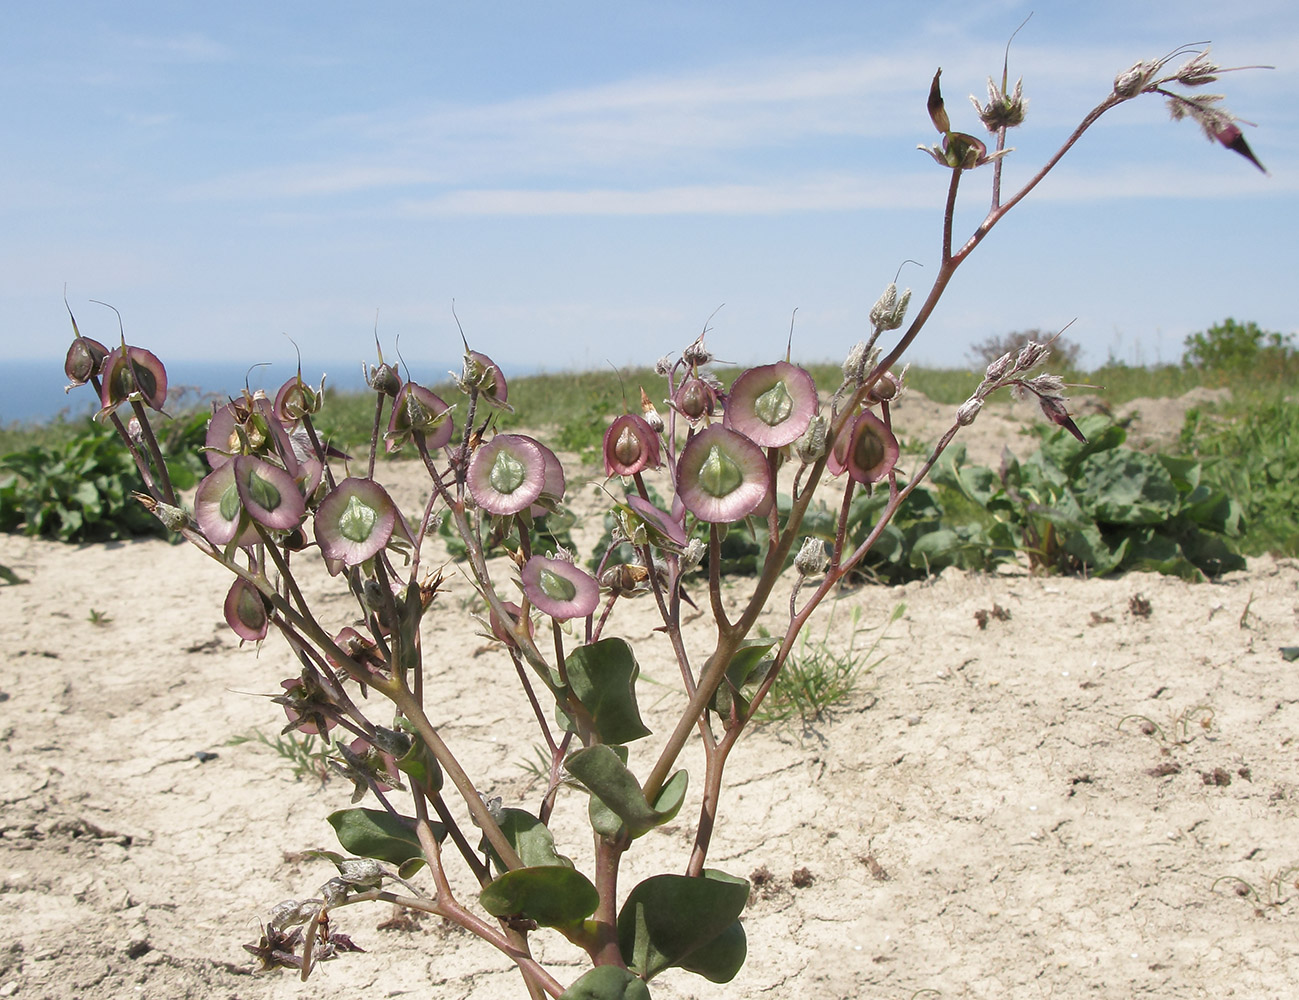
xmin=3 ymin=0 xmax=1297 ymax=413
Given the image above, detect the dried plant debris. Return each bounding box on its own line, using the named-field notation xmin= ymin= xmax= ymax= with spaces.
xmin=974 ymin=604 xmax=1012 ymax=630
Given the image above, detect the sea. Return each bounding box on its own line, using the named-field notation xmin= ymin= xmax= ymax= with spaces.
xmin=1 ymin=358 xmax=455 ymax=426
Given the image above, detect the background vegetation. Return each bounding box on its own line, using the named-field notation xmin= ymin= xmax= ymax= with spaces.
xmin=4 ymin=319 xmax=1295 ymax=561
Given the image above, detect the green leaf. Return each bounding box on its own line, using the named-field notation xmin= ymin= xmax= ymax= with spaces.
xmin=676 ymin=918 xmax=747 ymax=983
xmin=907 ymin=527 xmax=961 ymax=572
xmin=565 ymin=745 xmax=687 ymax=839
xmin=1062 ymin=522 xmax=1128 ymax=576
xmin=1120 ymin=529 xmax=1203 ymax=581
xmin=1178 ymin=530 xmax=1246 ymax=578
xmin=1183 ymin=490 xmax=1244 ymax=537
xmin=565 ymin=638 xmax=651 ymax=745
xmin=479 ymin=866 xmax=599 ymax=927
xmin=327 ymin=808 xmax=439 ymax=867
xmin=1036 ymin=415 xmax=1125 ymax=473
xmin=933 ymin=445 xmax=998 ymax=506
xmin=618 ymin=870 xmax=750 ymax=981
xmin=559 ymin=966 xmax=652 ymax=1000
xmin=711 ymin=638 xmax=778 ymax=718
xmin=1076 ymin=450 xmax=1179 ymax=525
xmin=1157 ymin=453 xmax=1202 ymax=494
xmin=393 ymin=721 xmax=443 ymax=792
xmin=484 ymin=807 xmax=574 ymax=872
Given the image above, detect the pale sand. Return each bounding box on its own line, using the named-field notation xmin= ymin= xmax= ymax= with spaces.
xmin=3 ymin=389 xmax=1296 ymax=999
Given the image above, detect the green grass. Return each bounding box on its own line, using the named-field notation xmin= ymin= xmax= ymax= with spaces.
xmin=226 ymin=729 xmax=332 ymax=784
xmin=756 ymin=602 xmax=904 ymax=726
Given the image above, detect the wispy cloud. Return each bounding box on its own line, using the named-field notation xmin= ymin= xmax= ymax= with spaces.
xmin=175 ymin=32 xmax=1296 ymax=214
xmin=121 ymin=31 xmax=232 ymax=63
xmin=176 ymin=164 xmax=444 ymax=201
xmin=397 ymin=174 xmax=939 ymax=217
xmin=395 ymin=160 xmax=1284 ymax=218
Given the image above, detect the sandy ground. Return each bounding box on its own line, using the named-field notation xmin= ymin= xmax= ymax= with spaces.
xmin=3 ymin=389 xmax=1298 ymax=1000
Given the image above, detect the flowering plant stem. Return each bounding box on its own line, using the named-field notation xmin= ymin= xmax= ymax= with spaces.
xmin=67 ymin=38 xmax=1263 ymax=997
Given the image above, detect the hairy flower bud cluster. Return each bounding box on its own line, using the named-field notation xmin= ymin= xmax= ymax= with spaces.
xmin=1114 ymin=58 xmax=1160 ymax=98
xmin=682 ymin=338 xmax=713 ymax=367
xmin=869 ymin=283 xmax=912 ymax=333
xmin=971 ymin=75 xmax=1027 ymax=132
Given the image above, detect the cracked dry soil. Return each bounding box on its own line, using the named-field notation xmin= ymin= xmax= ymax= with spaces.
xmin=2 ymin=391 xmax=1297 ymax=999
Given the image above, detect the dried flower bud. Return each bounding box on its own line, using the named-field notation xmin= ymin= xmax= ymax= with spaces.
xmin=956 ymin=398 xmax=983 ymax=426
xmin=842 ymin=341 xmax=869 ymax=378
xmin=795 ymin=413 xmax=829 ymax=463
xmin=680 ymin=537 xmax=706 ymax=573
xmin=1175 ymin=50 xmax=1220 ymax=87
xmin=639 ymin=387 xmax=664 ymax=433
xmin=333 ymin=857 xmax=387 ymax=888
xmin=1015 ymin=341 xmax=1049 ymax=372
xmin=682 ymin=337 xmax=713 ymax=367
xmin=319 ymin=877 xmax=350 ymax=909
xmin=971 ymin=75 xmax=1027 ymax=132
xmin=1114 ymin=59 xmax=1158 ymax=99
xmin=869 ymin=283 xmax=912 ymax=333
xmin=1026 ymin=373 xmax=1066 ymax=396
xmin=132 ymin=491 xmax=190 ymax=532
xmin=984 ymin=350 xmax=1015 ymax=383
xmin=478 ymin=793 xmax=504 ymax=824
xmin=269 ymin=898 xmax=322 ymax=931
xmin=366 ymin=361 xmax=401 ymax=397
xmin=794 ymin=537 xmax=828 ymax=577
xmin=654 ymin=355 xmax=674 ymax=376
xmin=369 ymin=725 xmax=413 ymax=759
xmin=600 ymin=563 xmax=650 ymax=596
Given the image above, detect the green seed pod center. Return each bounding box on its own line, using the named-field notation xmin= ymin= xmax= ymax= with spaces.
xmin=538 ymin=568 xmax=577 ymax=603
xmin=489 ymin=450 xmax=527 ymax=495
xmin=852 ymin=425 xmax=886 ymax=470
xmin=282 ymin=385 xmax=309 ymax=419
xmin=338 ymin=494 xmax=379 ymax=542
xmin=754 ymin=380 xmax=794 ymax=427
xmin=698 ymin=445 xmax=743 ymax=498
xmin=615 ymin=426 xmax=642 ymax=465
xmin=679 ymin=380 xmax=709 ymax=419
xmin=235 ymin=587 xmax=267 ymax=629
xmin=245 ymin=469 xmax=282 ymax=512
xmin=219 ymin=482 xmax=242 ymax=522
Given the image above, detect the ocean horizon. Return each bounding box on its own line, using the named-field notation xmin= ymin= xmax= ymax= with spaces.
xmin=1 ymin=357 xmax=464 ymax=425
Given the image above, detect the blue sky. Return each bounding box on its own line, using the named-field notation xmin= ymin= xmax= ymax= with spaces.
xmin=3 ymin=0 xmax=1296 ymax=397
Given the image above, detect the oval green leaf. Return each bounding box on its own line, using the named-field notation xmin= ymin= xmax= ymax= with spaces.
xmin=480 ymin=866 xmax=599 ymax=928
xmin=559 ymin=966 xmax=652 ymax=1000
xmin=617 ymin=870 xmax=750 ymax=980
xmin=327 ymin=807 xmax=441 ymax=868
xmin=565 ymin=638 xmax=651 ymax=746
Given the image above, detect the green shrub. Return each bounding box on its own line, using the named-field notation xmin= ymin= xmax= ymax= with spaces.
xmin=0 ymin=412 xmax=208 ymax=542
xmin=1182 ymin=318 xmax=1298 ymax=379
xmin=1180 ymin=399 xmax=1299 ymax=557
